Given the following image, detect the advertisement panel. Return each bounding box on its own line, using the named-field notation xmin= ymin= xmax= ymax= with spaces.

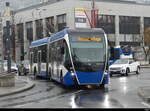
xmin=74 ymin=8 xmax=87 ymax=28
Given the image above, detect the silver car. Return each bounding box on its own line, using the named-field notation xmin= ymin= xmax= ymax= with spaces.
xmin=3 ymin=60 xmax=18 ymax=73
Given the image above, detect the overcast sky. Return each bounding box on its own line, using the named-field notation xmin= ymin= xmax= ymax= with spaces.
xmin=0 ymin=0 xmax=150 ymax=13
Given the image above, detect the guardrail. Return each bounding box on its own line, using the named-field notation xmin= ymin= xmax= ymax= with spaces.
xmin=0 ymin=72 xmax=16 ymax=87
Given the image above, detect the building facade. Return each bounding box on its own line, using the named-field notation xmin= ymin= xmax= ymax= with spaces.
xmin=13 ymin=0 xmax=150 ymax=62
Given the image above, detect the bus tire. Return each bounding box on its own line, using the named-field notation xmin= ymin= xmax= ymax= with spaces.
xmin=49 ymin=68 xmax=52 ymax=81
xmin=60 ymin=71 xmax=63 ymax=84
xmin=99 ymin=84 xmax=105 ymax=89
xmin=34 ymin=68 xmax=37 ymax=78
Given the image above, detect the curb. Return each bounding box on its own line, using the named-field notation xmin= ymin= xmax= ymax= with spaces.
xmin=138 ymin=87 xmax=150 ymax=103
xmin=140 ymin=65 xmax=150 ymax=68
xmin=0 ymin=78 xmax=35 ymax=97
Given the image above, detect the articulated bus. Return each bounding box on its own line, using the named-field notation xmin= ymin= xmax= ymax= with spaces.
xmin=29 ymin=37 xmax=49 ymax=78
xmin=30 ymin=28 xmax=109 ymax=87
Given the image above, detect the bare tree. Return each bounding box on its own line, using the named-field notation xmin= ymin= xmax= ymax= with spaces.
xmin=143 ymin=27 xmax=150 ymax=61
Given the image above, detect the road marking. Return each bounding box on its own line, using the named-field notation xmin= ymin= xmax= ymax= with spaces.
xmin=141 ymin=102 xmax=150 ymax=108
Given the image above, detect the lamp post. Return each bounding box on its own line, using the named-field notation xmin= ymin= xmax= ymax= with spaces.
xmin=6 ymin=21 xmax=11 ymax=73
xmin=3 ymin=2 xmax=12 ymax=73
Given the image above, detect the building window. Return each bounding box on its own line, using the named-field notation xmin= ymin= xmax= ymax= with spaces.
xmin=17 ymin=23 xmax=24 ymax=61
xmin=46 ymin=16 xmax=55 ymax=36
xmin=35 ymin=19 xmax=43 ymax=39
xmin=119 ymin=16 xmax=140 ymax=34
xmin=57 ymin=14 xmax=66 ymax=31
xmin=97 ymin=15 xmax=115 ymax=34
xmin=144 ymin=17 xmax=150 ymax=29
xmin=26 ymin=21 xmax=33 ymax=43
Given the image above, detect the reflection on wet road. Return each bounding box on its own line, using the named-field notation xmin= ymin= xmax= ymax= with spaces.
xmin=0 ymin=68 xmax=149 ymax=108
xmin=70 ymin=89 xmax=123 ymax=108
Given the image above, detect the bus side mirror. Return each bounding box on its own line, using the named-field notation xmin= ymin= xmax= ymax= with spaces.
xmin=61 ymin=47 xmax=64 ymax=54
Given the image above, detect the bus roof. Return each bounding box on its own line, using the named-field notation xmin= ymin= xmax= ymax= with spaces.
xmin=50 ymin=29 xmax=68 ymax=42
xmin=49 ymin=28 xmax=105 ymax=42
xmin=30 ymin=37 xmax=49 ymax=47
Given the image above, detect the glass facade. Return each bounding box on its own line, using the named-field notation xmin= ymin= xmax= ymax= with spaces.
xmin=45 ymin=16 xmax=55 ymax=36
xmin=26 ymin=21 xmax=33 ymax=43
xmin=17 ymin=23 xmax=24 ymax=61
xmin=97 ymin=15 xmax=115 ymax=34
xmin=119 ymin=16 xmax=140 ymax=34
xmin=57 ymin=14 xmax=67 ymax=31
xmin=35 ymin=19 xmax=43 ymax=39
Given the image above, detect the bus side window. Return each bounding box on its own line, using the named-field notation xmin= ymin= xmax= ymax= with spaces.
xmin=41 ymin=45 xmax=47 ymax=63
xmin=61 ymin=47 xmax=64 ymax=55
xmin=63 ymin=41 xmax=72 ymax=71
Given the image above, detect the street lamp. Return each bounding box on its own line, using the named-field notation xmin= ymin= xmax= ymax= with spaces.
xmin=3 ymin=2 xmax=12 ymax=73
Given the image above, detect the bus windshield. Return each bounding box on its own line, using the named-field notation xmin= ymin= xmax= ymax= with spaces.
xmin=69 ymin=32 xmax=106 ymax=72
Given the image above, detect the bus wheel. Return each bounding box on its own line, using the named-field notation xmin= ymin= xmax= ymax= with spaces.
xmin=34 ymin=68 xmax=37 ymax=78
xmin=49 ymin=68 xmax=52 ymax=81
xmin=60 ymin=71 xmax=63 ymax=84
xmin=99 ymin=84 xmax=105 ymax=89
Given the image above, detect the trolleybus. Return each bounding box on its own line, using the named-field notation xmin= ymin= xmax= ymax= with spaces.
xmin=30 ymin=28 xmax=109 ymax=87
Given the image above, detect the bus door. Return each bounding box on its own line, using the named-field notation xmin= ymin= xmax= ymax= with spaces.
xmin=37 ymin=51 xmax=42 ymax=75
xmin=30 ymin=52 xmax=33 ymax=74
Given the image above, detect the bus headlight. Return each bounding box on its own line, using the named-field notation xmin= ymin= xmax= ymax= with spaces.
xmin=71 ymin=71 xmax=75 ymax=76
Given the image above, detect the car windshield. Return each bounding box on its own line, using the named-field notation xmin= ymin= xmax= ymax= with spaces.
xmin=114 ymin=59 xmax=129 ymax=64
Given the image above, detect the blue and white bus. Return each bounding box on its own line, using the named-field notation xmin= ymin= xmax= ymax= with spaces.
xmin=30 ymin=28 xmax=109 ymax=87
xmin=109 ymin=45 xmax=133 ymax=66
xmin=29 ymin=37 xmax=49 ymax=78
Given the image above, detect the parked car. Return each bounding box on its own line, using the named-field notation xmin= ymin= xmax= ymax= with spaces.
xmin=109 ymin=58 xmax=140 ymax=77
xmin=3 ymin=60 xmax=18 ymax=73
xmin=17 ymin=60 xmax=30 ymax=76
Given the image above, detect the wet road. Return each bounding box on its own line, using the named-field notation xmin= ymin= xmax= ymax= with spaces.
xmin=0 ymin=68 xmax=150 ymax=108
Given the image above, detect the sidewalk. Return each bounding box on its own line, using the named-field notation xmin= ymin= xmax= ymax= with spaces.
xmin=139 ymin=61 xmax=150 ymax=68
xmin=0 ymin=75 xmax=35 ymax=97
xmin=140 ymin=64 xmax=150 ymax=68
